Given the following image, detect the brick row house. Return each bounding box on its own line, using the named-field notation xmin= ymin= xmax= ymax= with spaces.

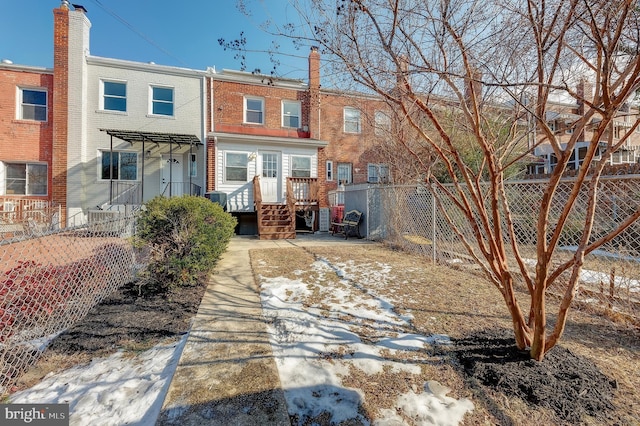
xmin=0 ymin=2 xmax=392 ymax=239
xmin=0 ymin=62 xmax=54 ymax=233
xmin=5 ymin=2 xmax=640 ymax=239
xmin=527 ymin=81 xmax=640 ymax=176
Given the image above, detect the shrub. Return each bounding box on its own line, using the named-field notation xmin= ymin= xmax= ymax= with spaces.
xmin=135 ymin=195 xmax=236 ymax=294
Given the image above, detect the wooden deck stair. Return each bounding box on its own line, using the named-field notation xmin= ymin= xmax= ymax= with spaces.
xmin=252 ymin=175 xmax=319 ymax=240
xmin=257 ymin=203 xmax=296 ymax=240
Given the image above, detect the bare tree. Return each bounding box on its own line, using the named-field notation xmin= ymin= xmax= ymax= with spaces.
xmin=235 ymin=0 xmax=640 ymax=361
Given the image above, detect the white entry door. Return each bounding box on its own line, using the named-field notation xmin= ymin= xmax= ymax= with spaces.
xmin=259 ymin=151 xmax=280 ymax=203
xmin=161 ymin=154 xmax=184 ymax=196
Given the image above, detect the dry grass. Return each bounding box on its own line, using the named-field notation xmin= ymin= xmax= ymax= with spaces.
xmin=250 ymin=243 xmax=640 ymax=426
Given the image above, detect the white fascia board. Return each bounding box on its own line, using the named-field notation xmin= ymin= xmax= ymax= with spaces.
xmin=213 ymin=69 xmax=307 ymax=89
xmin=87 ymin=55 xmax=205 ymax=78
xmin=210 ymin=131 xmax=328 ymax=148
xmin=0 ymin=63 xmax=53 ymax=74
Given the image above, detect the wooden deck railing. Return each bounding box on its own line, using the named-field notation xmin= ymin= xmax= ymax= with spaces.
xmin=287 ymin=177 xmax=319 ymax=208
xmin=0 ymin=197 xmax=61 ymax=231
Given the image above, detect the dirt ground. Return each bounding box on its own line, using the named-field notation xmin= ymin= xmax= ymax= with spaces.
xmin=11 ymin=280 xmax=207 ymax=393
xmin=11 ymin=243 xmax=640 ymax=425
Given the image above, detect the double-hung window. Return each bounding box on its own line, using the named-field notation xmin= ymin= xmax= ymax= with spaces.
xmin=100 ymin=151 xmax=138 ymax=181
xmin=225 ymin=152 xmax=249 ymax=182
xmin=368 ymin=163 xmax=390 ymax=183
xmin=337 ymin=163 xmax=352 ymax=184
xmin=291 ymin=156 xmax=311 ymax=177
xmin=3 ymin=162 xmax=48 ymax=195
xmin=374 ymin=111 xmax=391 ymax=136
xmin=344 ymin=107 xmax=361 ymax=133
xmin=245 ymin=97 xmax=264 ymax=124
xmin=102 ymin=80 xmax=127 ymax=112
xmin=150 ymin=85 xmax=174 ymax=116
xmin=19 ymin=88 xmax=47 ymax=121
xmin=326 ymin=161 xmax=333 ymax=181
xmin=282 ymin=100 xmax=301 ymax=128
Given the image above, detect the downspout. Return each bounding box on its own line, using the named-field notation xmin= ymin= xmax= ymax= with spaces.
xmin=169 ymin=138 xmax=173 ymax=197
xmin=109 ymin=134 xmax=113 ymax=204
xmin=141 ymin=138 xmax=145 ymax=203
xmin=189 ymin=142 xmax=193 ymax=195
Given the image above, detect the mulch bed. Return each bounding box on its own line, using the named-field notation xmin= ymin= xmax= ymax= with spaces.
xmin=452 ymin=328 xmax=618 ymax=425
xmin=46 ymin=281 xmax=206 ymax=356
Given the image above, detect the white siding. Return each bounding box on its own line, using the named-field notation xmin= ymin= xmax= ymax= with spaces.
xmin=68 ymin=56 xmax=206 ymax=212
xmin=215 ymin=140 xmax=318 ymax=212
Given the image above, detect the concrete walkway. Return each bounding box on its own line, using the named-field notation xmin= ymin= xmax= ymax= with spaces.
xmin=156 ymin=234 xmax=371 ymax=426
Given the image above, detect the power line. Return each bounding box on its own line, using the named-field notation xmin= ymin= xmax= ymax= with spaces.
xmin=89 ymin=0 xmax=188 ymax=67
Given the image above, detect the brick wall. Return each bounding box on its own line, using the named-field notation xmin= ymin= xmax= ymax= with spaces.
xmin=213 ymin=80 xmax=310 ymax=138
xmin=0 ymin=69 xmax=54 ymax=170
xmin=319 ymin=91 xmax=390 ymax=191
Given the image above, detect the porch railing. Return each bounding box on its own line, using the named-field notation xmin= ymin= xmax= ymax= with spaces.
xmin=0 ymin=197 xmax=61 ymax=233
xmin=287 ymin=177 xmax=319 ymax=207
xmin=109 ymin=181 xmax=142 ymax=206
xmin=161 ymin=182 xmax=203 ymax=197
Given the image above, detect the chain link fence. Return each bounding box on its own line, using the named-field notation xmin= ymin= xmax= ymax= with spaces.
xmin=346 ymin=176 xmax=640 ymax=325
xmin=0 ymin=212 xmax=140 ymax=393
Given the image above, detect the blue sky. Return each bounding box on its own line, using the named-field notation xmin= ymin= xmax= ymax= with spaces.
xmin=0 ymin=0 xmax=311 ymax=80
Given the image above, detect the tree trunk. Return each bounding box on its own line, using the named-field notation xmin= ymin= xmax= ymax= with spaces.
xmin=501 ymin=275 xmax=531 ymax=350
xmin=529 ymin=280 xmax=547 ymax=361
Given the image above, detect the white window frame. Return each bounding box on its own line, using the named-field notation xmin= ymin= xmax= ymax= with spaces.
xmin=18 ymin=87 xmax=47 ymax=122
xmin=326 ymin=160 xmax=333 ymax=181
xmin=282 ymin=100 xmax=301 ymax=128
xmin=99 ymin=150 xmax=139 ymax=181
xmin=337 ymin=163 xmax=352 ymax=185
xmin=368 ymin=163 xmax=390 ymax=183
xmin=100 ymin=79 xmax=127 ymax=112
xmin=2 ymin=162 xmax=48 ymax=196
xmin=244 ymin=96 xmax=265 ymax=124
xmin=224 ymin=152 xmax=249 ymax=183
xmin=149 ymin=85 xmax=174 ymax=117
xmin=291 ymin=155 xmax=312 ymax=178
xmin=344 ymin=107 xmax=361 ymax=133
xmin=374 ymin=111 xmax=391 ymax=136
xmin=614 ymin=125 xmax=623 ymax=140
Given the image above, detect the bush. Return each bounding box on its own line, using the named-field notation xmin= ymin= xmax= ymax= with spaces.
xmin=135 ymin=196 xmax=237 ymax=295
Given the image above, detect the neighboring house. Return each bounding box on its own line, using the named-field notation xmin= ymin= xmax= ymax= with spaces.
xmin=54 ymin=3 xmax=207 ymax=225
xmin=527 ymin=81 xmax=640 ymax=176
xmin=206 ymin=62 xmax=328 ymax=238
xmin=0 ymin=62 xmax=55 ymax=228
xmin=205 ymin=48 xmax=393 ymax=238
xmin=318 ymin=89 xmax=392 ymax=190
xmin=1 ymin=2 xmax=396 ymax=239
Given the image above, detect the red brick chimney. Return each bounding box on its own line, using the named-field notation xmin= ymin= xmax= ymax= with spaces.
xmin=53 ymin=2 xmax=69 ymax=224
xmin=308 ymin=46 xmax=320 ymax=140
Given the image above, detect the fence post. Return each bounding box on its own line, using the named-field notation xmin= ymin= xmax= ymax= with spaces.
xmin=432 ymin=189 xmax=437 ymax=263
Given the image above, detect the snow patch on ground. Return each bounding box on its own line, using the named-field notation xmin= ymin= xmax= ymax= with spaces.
xmin=260 ymin=258 xmax=474 ymax=425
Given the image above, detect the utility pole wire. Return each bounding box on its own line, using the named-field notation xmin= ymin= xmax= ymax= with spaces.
xmin=89 ymin=0 xmax=188 ymax=67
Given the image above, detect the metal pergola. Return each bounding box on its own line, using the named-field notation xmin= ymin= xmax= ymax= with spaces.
xmin=100 ymin=129 xmax=203 ymax=202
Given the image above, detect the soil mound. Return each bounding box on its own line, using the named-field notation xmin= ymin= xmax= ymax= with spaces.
xmin=453 ymin=329 xmax=617 ymax=424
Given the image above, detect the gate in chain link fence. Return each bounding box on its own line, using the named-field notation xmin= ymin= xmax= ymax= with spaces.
xmin=0 ymin=212 xmax=140 ymax=393
xmin=348 ymin=176 xmax=640 ymax=324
